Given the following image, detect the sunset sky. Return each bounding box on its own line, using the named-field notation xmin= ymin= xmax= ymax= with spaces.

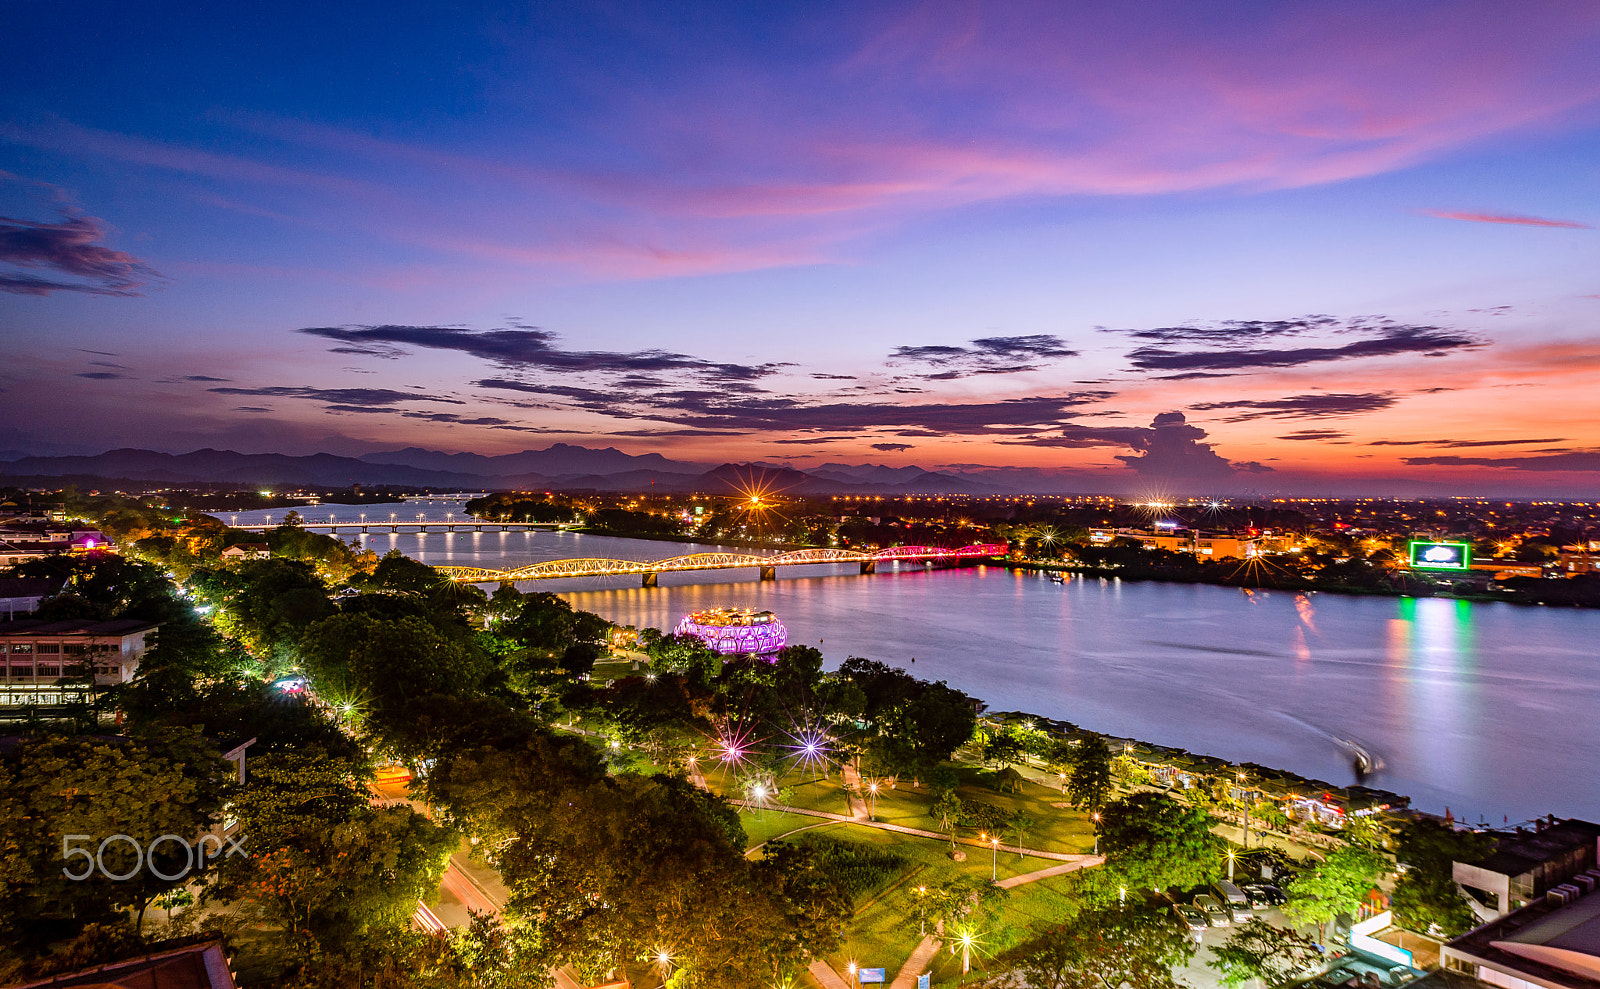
xmin=3 ymin=1 xmax=1600 ymax=493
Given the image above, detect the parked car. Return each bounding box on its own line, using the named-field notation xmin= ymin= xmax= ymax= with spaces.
xmin=1194 ymin=894 xmax=1231 ymax=927
xmin=1243 ymin=883 xmax=1286 ymax=907
xmin=1212 ymin=880 xmax=1254 ymax=922
xmin=1172 ymin=902 xmax=1208 ymax=932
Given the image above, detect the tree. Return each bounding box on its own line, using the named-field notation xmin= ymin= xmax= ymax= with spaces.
xmin=213 ymin=750 xmax=455 ymax=954
xmin=997 ymin=904 xmax=1195 ymax=989
xmin=1209 ymin=920 xmax=1324 ymax=988
xmin=1283 ymin=846 xmax=1390 ymax=944
xmin=1095 ymin=792 xmax=1225 ymax=895
xmin=932 ymin=790 xmax=964 ymax=848
xmin=1391 ymin=819 xmax=1495 ymax=937
xmin=366 ymin=549 xmax=439 ymax=593
xmin=1006 ymin=812 xmax=1039 ymax=859
xmin=1067 ymin=734 xmax=1115 ymax=811
xmin=0 ymin=729 xmax=233 ymax=938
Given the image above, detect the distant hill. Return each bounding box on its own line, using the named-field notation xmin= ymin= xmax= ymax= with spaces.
xmin=359 ymin=443 xmax=707 ymax=477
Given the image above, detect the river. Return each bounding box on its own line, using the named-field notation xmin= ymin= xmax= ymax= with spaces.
xmin=223 ymin=501 xmax=1600 ymax=823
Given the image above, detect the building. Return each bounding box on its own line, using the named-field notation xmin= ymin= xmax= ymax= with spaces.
xmin=220 ymin=542 xmax=270 ymax=561
xmin=0 ymin=576 xmax=65 ymax=618
xmin=1456 ymin=819 xmax=1600 ymax=920
xmin=1122 ymin=528 xmax=1261 ymax=559
xmin=0 ymin=618 xmax=160 ymax=686
xmin=6 ymin=937 xmax=238 ymax=989
xmin=1558 ymin=550 xmax=1600 ymax=576
xmin=1441 ymin=874 xmax=1600 ymax=989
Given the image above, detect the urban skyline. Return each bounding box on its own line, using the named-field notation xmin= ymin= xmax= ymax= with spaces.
xmin=5 ymin=2 xmax=1600 ymax=494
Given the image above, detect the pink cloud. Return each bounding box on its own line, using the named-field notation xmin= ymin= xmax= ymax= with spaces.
xmin=1423 ymin=210 xmax=1591 ymax=229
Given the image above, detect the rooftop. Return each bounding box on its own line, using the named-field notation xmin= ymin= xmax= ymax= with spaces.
xmin=1448 ymin=885 xmax=1600 ymax=989
xmin=1480 ymin=819 xmax=1600 ymax=878
xmin=0 ymin=618 xmax=162 ymax=637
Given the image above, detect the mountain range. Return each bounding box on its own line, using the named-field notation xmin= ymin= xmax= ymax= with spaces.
xmin=0 ymin=445 xmax=1013 ymax=495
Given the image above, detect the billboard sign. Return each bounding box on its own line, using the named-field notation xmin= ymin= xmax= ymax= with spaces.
xmin=1408 ymin=541 xmax=1471 ymax=571
xmin=858 ymin=969 xmax=886 ymax=984
xmin=918 ymin=975 xmax=931 ymax=989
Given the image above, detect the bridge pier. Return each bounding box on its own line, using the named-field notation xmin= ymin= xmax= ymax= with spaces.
xmin=360 ymin=525 xmax=368 ymax=533
xmin=859 ymin=560 xmax=876 ymax=574
xmin=759 ymin=566 xmax=777 ymax=581
xmin=642 ymin=573 xmax=658 ymax=587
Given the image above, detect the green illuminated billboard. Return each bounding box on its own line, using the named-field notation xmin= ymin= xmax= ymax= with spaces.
xmin=1408 ymin=541 xmax=1471 ymax=571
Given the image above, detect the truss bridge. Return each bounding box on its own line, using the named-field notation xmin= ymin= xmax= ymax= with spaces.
xmin=434 ymin=543 xmax=1007 ymax=585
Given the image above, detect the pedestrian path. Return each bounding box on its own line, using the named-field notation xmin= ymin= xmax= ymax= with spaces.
xmin=731 ymin=799 xmax=1097 ymax=863
xmin=808 ymin=959 xmax=853 ymax=989
xmin=996 ymin=856 xmax=1103 ymax=888
xmin=888 ymin=935 xmax=942 ymax=989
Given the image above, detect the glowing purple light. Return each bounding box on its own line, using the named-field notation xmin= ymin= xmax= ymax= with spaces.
xmin=675 ymin=608 xmax=788 ymax=656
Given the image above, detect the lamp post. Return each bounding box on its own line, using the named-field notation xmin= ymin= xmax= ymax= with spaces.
xmin=981 ymin=833 xmax=998 ymax=881
xmin=847 ymin=961 xmax=858 ymax=987
xmin=916 ymin=885 xmax=928 ymax=935
xmin=957 ymin=931 xmax=975 ymax=975
xmin=867 ymin=780 xmax=879 ymax=821
xmin=1239 ymin=769 xmax=1251 ymax=852
xmin=1092 ymin=812 xmax=1101 ymax=855
xmin=1228 ymin=848 xmax=1236 ymax=881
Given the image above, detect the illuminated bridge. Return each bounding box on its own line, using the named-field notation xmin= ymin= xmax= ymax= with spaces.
xmin=435 ymin=543 xmax=1008 ymax=585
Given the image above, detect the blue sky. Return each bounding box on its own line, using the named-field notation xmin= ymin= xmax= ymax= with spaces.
xmin=3 ymin=1 xmax=1600 ymax=492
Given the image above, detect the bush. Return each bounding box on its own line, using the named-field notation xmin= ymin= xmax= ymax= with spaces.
xmin=795 ymin=836 xmax=908 ymax=901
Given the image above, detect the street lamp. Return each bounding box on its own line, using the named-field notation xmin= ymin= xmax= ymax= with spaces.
xmin=1228 ymin=848 xmax=1236 ymax=880
xmin=915 ymin=885 xmax=928 ymax=935
xmin=1092 ymin=812 xmax=1101 ymax=855
xmin=847 ymin=961 xmax=858 ymax=987
xmin=991 ymin=835 xmax=1000 ymax=881
xmin=957 ymin=931 xmax=975 ymax=975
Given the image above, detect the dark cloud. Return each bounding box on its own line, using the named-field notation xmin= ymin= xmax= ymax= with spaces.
xmin=209 ymin=385 xmax=465 ymax=406
xmin=0 ymin=211 xmax=160 ymax=296
xmin=298 ymin=323 xmax=788 ymax=383
xmin=476 ymin=377 xmax=1109 ymax=436
xmin=1116 ymin=318 xmax=1481 ymax=374
xmin=1115 ymin=411 xmax=1237 ymax=481
xmin=811 ymin=373 xmax=857 ymax=380
xmin=183 ymin=375 xmax=232 ymax=382
xmin=771 ymin=436 xmax=852 ymax=444
xmin=1191 ymin=392 xmax=1396 ymax=421
xmin=871 ymin=443 xmax=913 ymax=452
xmin=1277 ymin=429 xmax=1349 ymax=441
xmin=609 ymin=428 xmax=747 ymax=437
xmin=1232 ymin=461 xmax=1276 ymax=473
xmin=1368 ymin=437 xmax=1565 ymax=448
xmin=75 ymin=371 xmax=127 ymax=380
xmin=234 ymin=407 xmax=273 ymax=413
xmin=891 ymin=335 xmax=1078 ymax=378
xmin=1114 ymin=317 xmax=1339 ymax=344
xmin=1404 ymin=453 xmax=1600 ymax=472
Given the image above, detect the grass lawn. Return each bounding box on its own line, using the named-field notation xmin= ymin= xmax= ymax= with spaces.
xmin=789 ymin=821 xmax=1081 ymax=981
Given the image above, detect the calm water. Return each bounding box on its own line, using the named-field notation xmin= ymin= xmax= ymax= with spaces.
xmin=225 ymin=502 xmax=1600 ymax=822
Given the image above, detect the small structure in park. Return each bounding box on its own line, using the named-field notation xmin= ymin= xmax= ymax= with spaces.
xmin=675 ymin=608 xmax=788 ymax=657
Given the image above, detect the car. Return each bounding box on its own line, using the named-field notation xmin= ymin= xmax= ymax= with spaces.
xmin=1172 ymin=902 xmax=1208 ymax=932
xmin=1212 ymin=880 xmax=1254 ymax=923
xmin=1194 ymin=894 xmax=1231 ymax=927
xmin=1248 ymin=883 xmax=1286 ymax=906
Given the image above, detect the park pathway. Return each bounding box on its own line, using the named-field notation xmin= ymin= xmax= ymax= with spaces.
xmin=808 ymin=960 xmax=853 ymax=989
xmin=888 ymin=935 xmax=942 ymax=989
xmin=996 ymin=856 xmax=1103 ymax=888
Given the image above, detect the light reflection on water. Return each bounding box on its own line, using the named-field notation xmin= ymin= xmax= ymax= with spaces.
xmin=219 ymin=502 xmax=1600 ymax=822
